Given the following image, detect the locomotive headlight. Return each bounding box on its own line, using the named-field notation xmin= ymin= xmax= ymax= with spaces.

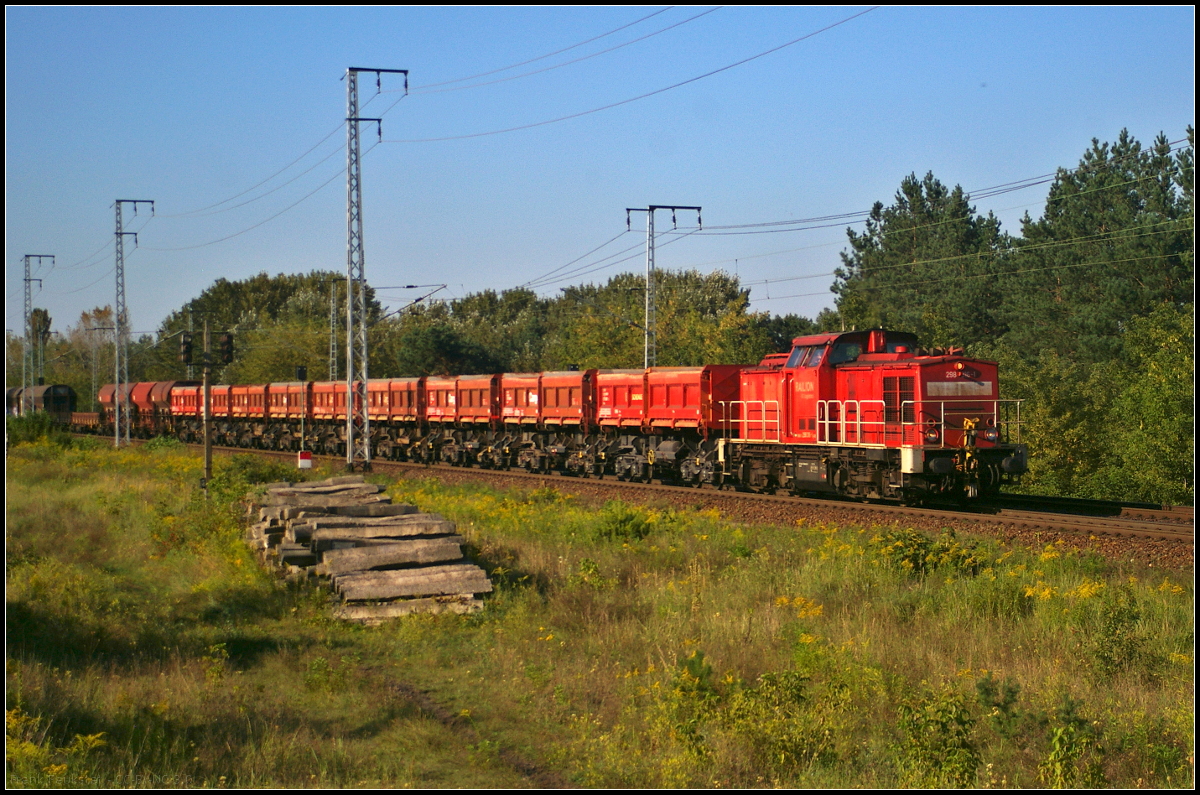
xmin=924 ymin=428 xmax=941 ymax=444
xmin=982 ymin=428 xmax=999 ymax=443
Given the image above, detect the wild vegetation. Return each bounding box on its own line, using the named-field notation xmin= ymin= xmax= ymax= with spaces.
xmin=7 ymin=128 xmax=1192 ymax=505
xmin=6 ymin=426 xmax=1193 ymax=787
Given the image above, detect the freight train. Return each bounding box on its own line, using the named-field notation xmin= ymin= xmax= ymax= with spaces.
xmin=6 ymin=384 xmax=77 ymax=423
xmin=31 ymin=328 xmax=1028 ymax=502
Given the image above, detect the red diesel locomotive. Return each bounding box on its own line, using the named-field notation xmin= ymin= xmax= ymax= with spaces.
xmin=72 ymin=328 xmax=1027 ymax=502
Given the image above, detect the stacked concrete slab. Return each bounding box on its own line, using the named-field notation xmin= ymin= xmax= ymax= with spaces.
xmin=245 ymin=475 xmax=490 ymax=623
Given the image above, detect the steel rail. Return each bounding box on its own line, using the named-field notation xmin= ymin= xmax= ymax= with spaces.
xmin=175 ymin=441 xmax=1193 ymax=546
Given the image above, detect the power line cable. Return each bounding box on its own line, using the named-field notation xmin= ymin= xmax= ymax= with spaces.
xmin=555 ymin=216 xmax=1190 ymax=307
xmin=55 ymin=239 xmax=114 ymax=272
xmin=527 ymin=228 xmax=703 ymax=290
xmin=382 ymin=7 xmax=878 ymax=143
xmin=52 ymin=266 xmax=117 ymax=297
xmin=522 ymin=238 xmax=650 ymax=290
xmin=742 ymin=218 xmax=1191 ymax=301
xmin=140 ymin=141 xmax=379 ymax=252
xmin=411 ymin=7 xmax=675 ymax=90
xmin=154 ymin=85 xmax=395 ymax=220
xmin=158 ymin=121 xmax=347 ymax=219
xmin=685 ymin=137 xmax=1192 ymax=237
xmin=502 ymin=136 xmax=1191 ymax=301
xmin=520 ymin=152 xmax=1188 ymax=293
xmin=405 ymin=8 xmax=722 ymax=96
xmin=518 ymin=230 xmax=632 ymax=288
xmin=162 ymin=141 xmax=346 ymax=220
xmin=742 ymin=216 xmax=1190 ymax=288
xmin=752 ymin=251 xmax=1189 ymax=303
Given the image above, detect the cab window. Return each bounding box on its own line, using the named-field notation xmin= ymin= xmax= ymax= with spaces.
xmin=827 ymin=341 xmax=862 ymax=365
xmin=785 ymin=346 xmax=810 ymax=368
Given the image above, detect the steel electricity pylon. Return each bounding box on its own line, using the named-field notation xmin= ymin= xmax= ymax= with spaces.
xmin=343 ymin=66 xmax=406 ymax=470
xmin=625 ymin=205 xmax=701 ymax=368
xmin=113 ymin=199 xmax=153 ymax=446
xmin=22 ymin=255 xmax=52 ymax=410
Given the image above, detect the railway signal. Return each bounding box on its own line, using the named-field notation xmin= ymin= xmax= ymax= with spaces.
xmin=179 ymin=332 xmax=193 ymax=364
xmin=218 ymin=332 xmax=234 ymax=364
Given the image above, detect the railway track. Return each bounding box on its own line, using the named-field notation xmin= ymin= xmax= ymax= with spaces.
xmin=179 ymin=441 xmax=1192 ymax=547
xmin=983 ymin=493 xmax=1194 ymax=526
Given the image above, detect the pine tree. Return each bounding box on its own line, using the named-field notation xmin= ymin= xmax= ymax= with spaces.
xmin=998 ymin=130 xmax=1193 ymax=363
xmin=833 ymin=172 xmax=1007 ymax=348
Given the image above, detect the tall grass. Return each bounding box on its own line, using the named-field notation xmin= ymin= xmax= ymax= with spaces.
xmin=6 ymin=440 xmax=1193 ymax=788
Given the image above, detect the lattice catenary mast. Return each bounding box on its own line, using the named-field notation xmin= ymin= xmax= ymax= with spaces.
xmin=625 ymin=205 xmax=701 ymax=368
xmin=344 ymin=66 xmax=406 ymax=470
xmin=22 ymin=255 xmax=51 ymax=410
xmin=113 ymin=199 xmax=153 ymax=446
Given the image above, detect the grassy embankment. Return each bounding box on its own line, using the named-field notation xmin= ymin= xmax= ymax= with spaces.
xmin=6 ymin=420 xmax=1194 ymax=788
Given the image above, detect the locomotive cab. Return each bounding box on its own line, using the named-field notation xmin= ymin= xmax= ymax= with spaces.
xmin=729 ymin=329 xmax=1025 ymax=501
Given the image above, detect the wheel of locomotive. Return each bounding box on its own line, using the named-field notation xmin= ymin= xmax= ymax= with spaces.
xmin=980 ymin=462 xmax=1002 ymax=497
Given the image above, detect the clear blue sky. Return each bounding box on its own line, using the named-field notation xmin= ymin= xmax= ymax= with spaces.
xmin=5 ymin=6 xmax=1195 ymax=338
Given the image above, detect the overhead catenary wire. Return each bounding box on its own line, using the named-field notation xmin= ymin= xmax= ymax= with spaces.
xmin=382 ymin=7 xmax=878 ymax=144
xmin=736 ymin=217 xmax=1192 ymax=291
xmin=517 ymin=140 xmax=1192 ymax=298
xmin=751 ymin=251 xmax=1190 ymax=303
xmin=403 ymin=8 xmax=722 ymax=96
xmin=140 ymin=141 xmax=380 ymax=252
xmin=410 ymin=7 xmax=675 ymax=90
xmin=154 ymin=90 xmax=395 ymax=221
xmin=518 ymin=230 xmax=632 ymax=288
xmin=525 ymin=228 xmax=704 ymax=291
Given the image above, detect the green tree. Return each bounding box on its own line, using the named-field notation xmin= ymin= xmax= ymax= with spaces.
xmin=141 ymin=271 xmax=373 ymax=383
xmin=548 ymin=269 xmax=770 ymax=368
xmin=989 ymin=348 xmax=1119 ymax=498
xmin=1095 ymin=304 xmax=1194 ymax=504
xmin=7 ymin=307 xmax=119 ymax=414
xmin=833 ymin=172 xmax=1008 ymax=348
xmin=220 ymin=288 xmax=333 ymax=384
xmin=159 ymin=270 xmax=376 ymax=335
xmin=383 ymin=320 xmax=502 ymax=377
xmin=443 ymin=288 xmax=552 ymax=372
xmin=998 ymin=130 xmax=1193 ymax=363
xmin=755 ymin=313 xmax=819 ymax=353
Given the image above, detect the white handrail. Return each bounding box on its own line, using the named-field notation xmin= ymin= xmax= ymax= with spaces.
xmin=722 ymin=400 xmax=781 ymax=442
xmin=899 ymin=398 xmax=1025 ymax=446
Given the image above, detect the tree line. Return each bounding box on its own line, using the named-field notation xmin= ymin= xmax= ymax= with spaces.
xmin=10 ymin=129 xmax=1191 ymax=504
xmin=833 ymin=128 xmax=1193 ymax=504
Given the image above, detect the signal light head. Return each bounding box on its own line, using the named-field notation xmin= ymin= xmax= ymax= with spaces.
xmin=179 ymin=332 xmax=193 ymax=364
xmin=218 ymin=332 xmax=234 ymax=364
